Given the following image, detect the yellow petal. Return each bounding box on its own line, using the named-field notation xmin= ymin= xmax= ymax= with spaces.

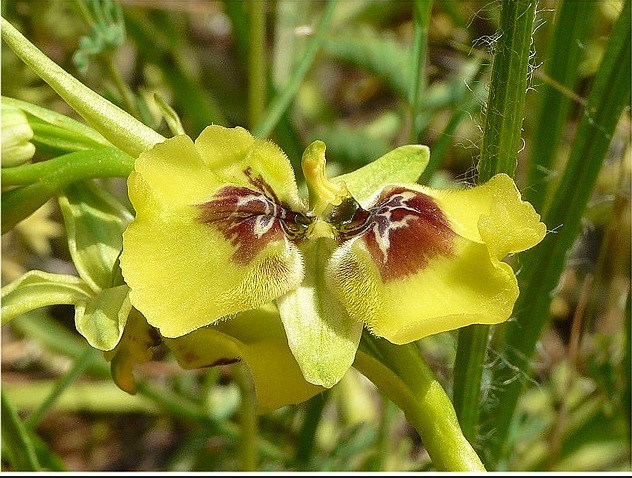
xmin=164 ymin=304 xmax=324 ymax=413
xmin=121 ymin=128 xmax=305 ymax=338
xmin=196 ymin=125 xmax=304 ymax=211
xmin=416 ymin=173 xmax=547 ymax=258
xmin=325 ymin=177 xmax=545 ymax=345
xmin=329 ymin=236 xmax=518 ymax=344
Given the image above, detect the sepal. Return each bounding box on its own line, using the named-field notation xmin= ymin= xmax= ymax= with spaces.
xmin=1 ymin=270 xmax=93 ymax=325
xmin=59 ymin=181 xmax=132 ymax=292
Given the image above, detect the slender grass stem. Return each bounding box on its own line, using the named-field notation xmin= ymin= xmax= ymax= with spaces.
xmin=408 ymin=0 xmax=433 ymax=144
xmin=252 ymin=0 xmax=338 ymax=139
xmin=1 ymin=389 xmax=41 ymax=471
xmin=248 ymin=0 xmax=267 ymax=129
xmin=24 ymin=347 xmax=100 ymax=430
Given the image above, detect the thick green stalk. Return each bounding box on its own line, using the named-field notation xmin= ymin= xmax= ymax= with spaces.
xmin=479 ymin=0 xmax=631 ymax=467
xmin=234 ymin=363 xmax=259 ymax=471
xmin=354 ymin=334 xmax=485 ymax=472
xmin=1 ymin=17 xmax=164 ymax=157
xmin=452 ymin=0 xmax=536 ymax=448
xmin=1 ymin=148 xmax=134 ymax=232
xmin=252 ymin=0 xmax=338 ymax=138
xmin=2 ymin=147 xmax=134 ymax=186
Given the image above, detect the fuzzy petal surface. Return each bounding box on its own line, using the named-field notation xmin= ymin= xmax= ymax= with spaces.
xmin=327 ymin=175 xmax=546 ymax=344
xmin=121 ymin=127 xmax=304 ymax=338
xmin=276 ymin=237 xmax=363 ymax=388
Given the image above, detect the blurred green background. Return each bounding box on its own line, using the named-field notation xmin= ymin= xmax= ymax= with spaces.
xmin=1 ymin=0 xmax=630 ymax=472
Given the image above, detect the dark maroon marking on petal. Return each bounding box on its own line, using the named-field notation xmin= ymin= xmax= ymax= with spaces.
xmin=360 ymin=186 xmax=455 ymax=281
xmin=209 ymin=357 xmax=241 ymax=367
xmin=197 ymin=170 xmax=309 ymax=265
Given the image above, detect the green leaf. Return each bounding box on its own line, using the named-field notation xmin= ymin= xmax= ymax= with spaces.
xmin=335 ymin=144 xmax=430 ymax=204
xmin=74 ymin=284 xmax=131 ymax=351
xmin=58 ymin=181 xmax=132 ymax=292
xmin=0 ymin=18 xmax=164 ymax=157
xmin=525 ymin=0 xmax=597 ymax=211
xmin=1 ymin=270 xmax=93 ymax=325
xmin=1 ymin=390 xmax=41 ymax=471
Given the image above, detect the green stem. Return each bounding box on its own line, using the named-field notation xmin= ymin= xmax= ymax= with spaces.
xmin=408 ymin=0 xmax=433 ymax=143
xmin=479 ymin=0 xmax=631 ymax=466
xmin=2 ymin=147 xmax=134 ymax=231
xmin=477 ymin=0 xmax=536 ymax=182
xmin=252 ymin=0 xmax=338 ymax=138
xmin=234 ymin=362 xmax=259 ymax=471
xmin=453 ymin=0 xmax=536 ymax=449
xmin=1 ymin=389 xmax=41 ymax=471
xmin=2 ymin=147 xmax=134 ymax=186
xmin=248 ymin=0 xmax=267 ymax=129
xmin=354 ymin=334 xmax=485 ymax=472
xmin=1 ymin=17 xmax=164 ymax=157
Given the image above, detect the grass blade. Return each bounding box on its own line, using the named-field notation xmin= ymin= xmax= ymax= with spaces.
xmin=479 ymin=0 xmax=631 ymax=467
xmin=1 ymin=389 xmax=41 ymax=471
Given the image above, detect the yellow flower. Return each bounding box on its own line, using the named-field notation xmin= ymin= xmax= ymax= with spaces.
xmin=120 ymin=125 xmax=546 ymax=393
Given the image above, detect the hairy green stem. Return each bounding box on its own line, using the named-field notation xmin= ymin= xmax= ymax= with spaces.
xmin=354 ymin=335 xmax=485 ymax=472
xmin=479 ymin=0 xmax=631 ymax=467
xmin=453 ymin=0 xmax=536 ymax=451
xmin=477 ymin=0 xmax=536 ymax=182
